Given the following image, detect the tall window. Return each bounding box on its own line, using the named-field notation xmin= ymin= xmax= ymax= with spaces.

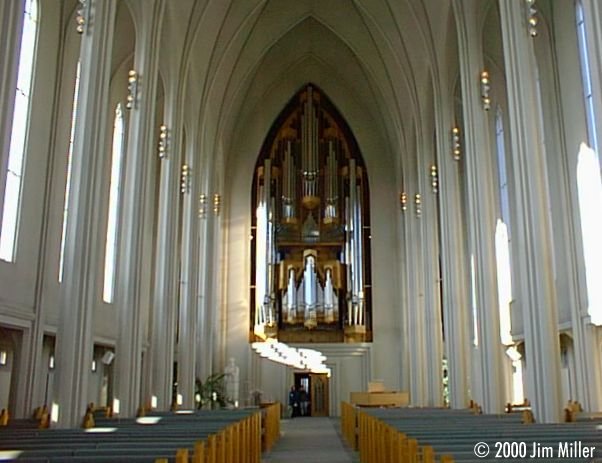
xmin=58 ymin=61 xmax=81 ymax=282
xmin=0 ymin=0 xmax=38 ymax=262
xmin=576 ymin=2 xmax=602 ymax=325
xmin=577 ymin=144 xmax=602 ymax=325
xmin=576 ymin=1 xmax=598 ymax=153
xmin=494 ymin=108 xmax=513 ymax=345
xmin=103 ymin=104 xmax=125 ymax=303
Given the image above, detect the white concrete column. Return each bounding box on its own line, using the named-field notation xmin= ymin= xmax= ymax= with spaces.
xmin=52 ymin=0 xmax=116 ymax=428
xmin=434 ymin=89 xmax=471 ymax=409
xmin=422 ymin=158 xmax=444 ymax=407
xmin=195 ymin=200 xmax=212 ymax=382
xmin=453 ymin=0 xmax=505 ymax=414
xmin=148 ymin=90 xmax=181 ymax=410
xmin=177 ymin=133 xmax=199 ymax=409
xmin=405 ymin=166 xmax=428 ymax=406
xmin=498 ymin=0 xmax=563 ymax=423
xmin=211 ymin=197 xmax=225 ymax=372
xmin=396 ymin=197 xmax=411 ymax=395
xmin=113 ymin=1 xmax=164 ymax=417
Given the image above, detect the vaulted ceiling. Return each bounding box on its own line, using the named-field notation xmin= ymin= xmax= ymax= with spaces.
xmin=157 ymin=0 xmax=458 ymax=182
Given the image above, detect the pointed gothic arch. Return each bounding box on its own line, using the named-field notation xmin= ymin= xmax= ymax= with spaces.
xmin=250 ymin=84 xmax=372 ymax=343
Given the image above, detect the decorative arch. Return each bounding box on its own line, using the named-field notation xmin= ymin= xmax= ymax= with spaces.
xmin=250 ymin=84 xmax=372 ymax=343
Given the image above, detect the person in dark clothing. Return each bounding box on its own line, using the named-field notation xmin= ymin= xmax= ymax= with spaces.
xmin=288 ymin=385 xmax=300 ymax=417
xmin=298 ymin=385 xmax=309 ymax=416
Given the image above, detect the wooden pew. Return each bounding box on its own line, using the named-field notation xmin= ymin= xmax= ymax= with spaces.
xmin=0 ymin=408 xmax=263 ymax=463
xmin=354 ymin=406 xmax=602 ymax=463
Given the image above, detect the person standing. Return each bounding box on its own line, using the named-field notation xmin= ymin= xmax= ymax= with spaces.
xmin=288 ymin=385 xmax=300 ymax=417
xmin=298 ymin=385 xmax=309 ymax=416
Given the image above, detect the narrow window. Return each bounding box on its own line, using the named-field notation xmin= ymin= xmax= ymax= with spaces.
xmin=58 ymin=61 xmax=81 ymax=282
xmin=0 ymin=0 xmax=39 ymax=261
xmin=576 ymin=1 xmax=598 ymax=152
xmin=495 ymin=108 xmax=511 ymax=229
xmin=103 ymin=104 xmax=125 ymax=303
xmin=494 ymin=108 xmax=513 ymax=344
xmin=576 ymin=2 xmax=602 ymax=325
xmin=577 ymin=143 xmax=602 ymax=325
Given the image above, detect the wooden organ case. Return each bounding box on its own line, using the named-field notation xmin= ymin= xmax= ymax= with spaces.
xmin=250 ymin=84 xmax=372 ymax=343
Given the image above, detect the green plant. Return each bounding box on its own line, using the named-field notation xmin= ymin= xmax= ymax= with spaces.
xmin=195 ymin=373 xmax=231 ymax=409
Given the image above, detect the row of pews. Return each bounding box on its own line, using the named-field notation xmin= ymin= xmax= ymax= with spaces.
xmin=0 ymin=403 xmax=280 ymax=462
xmin=341 ymin=401 xmax=602 ymax=462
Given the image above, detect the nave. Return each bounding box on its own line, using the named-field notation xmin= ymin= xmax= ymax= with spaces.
xmin=3 ymin=0 xmax=602 ymax=435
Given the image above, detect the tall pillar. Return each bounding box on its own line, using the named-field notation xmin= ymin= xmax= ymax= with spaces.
xmin=498 ymin=0 xmax=562 ymax=422
xmin=211 ymin=193 xmax=225 ymax=372
xmin=197 ymin=178 xmax=218 ymax=381
xmin=422 ymin=153 xmax=444 ymax=406
xmin=148 ymin=92 xmax=181 ymax=410
xmin=177 ymin=139 xmax=199 ymax=409
xmin=453 ymin=0 xmax=505 ymax=414
xmin=397 ymin=190 xmax=411 ymax=395
xmin=53 ymin=0 xmax=116 ymax=428
xmin=434 ymin=89 xmax=471 ymax=409
xmin=113 ymin=1 xmax=163 ymax=417
xmin=405 ymin=160 xmax=428 ymax=406
xmin=195 ymin=196 xmax=213 ymax=383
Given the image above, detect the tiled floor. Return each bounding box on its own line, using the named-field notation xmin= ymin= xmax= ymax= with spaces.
xmin=262 ymin=417 xmax=360 ymax=463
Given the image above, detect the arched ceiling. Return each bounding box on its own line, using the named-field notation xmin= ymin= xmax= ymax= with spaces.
xmin=158 ymin=0 xmax=456 ymax=180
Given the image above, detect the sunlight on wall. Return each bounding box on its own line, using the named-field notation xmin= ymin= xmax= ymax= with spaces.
xmin=577 ymin=142 xmax=602 ymax=325
xmin=495 ymin=220 xmax=513 ymax=345
xmin=102 ymin=105 xmax=125 ymax=303
xmin=470 ymin=254 xmax=479 ymax=347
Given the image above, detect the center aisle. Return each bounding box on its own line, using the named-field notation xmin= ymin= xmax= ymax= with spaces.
xmin=262 ymin=417 xmax=359 ymax=463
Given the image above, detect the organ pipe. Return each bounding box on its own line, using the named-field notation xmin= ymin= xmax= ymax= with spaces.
xmin=252 ymin=84 xmax=372 ymax=341
xmin=282 ymin=140 xmax=296 ymax=222
xmin=324 ymin=139 xmax=338 ymax=223
xmin=302 ymin=87 xmax=319 ymax=206
xmin=355 ymin=183 xmax=364 ymax=326
xmin=254 ymin=184 xmax=267 ymax=332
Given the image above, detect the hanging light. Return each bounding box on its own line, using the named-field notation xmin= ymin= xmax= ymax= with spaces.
xmin=526 ymin=0 xmax=538 ymax=37
xmin=414 ymin=193 xmax=422 ymax=217
xmin=126 ymin=70 xmax=138 ymax=110
xmin=180 ymin=165 xmax=190 ymax=194
xmin=400 ymin=192 xmax=408 ymax=212
xmin=430 ymin=165 xmax=439 ymax=194
xmin=480 ymin=71 xmax=491 ymax=110
xmin=75 ymin=0 xmax=88 ymax=34
xmin=213 ymin=193 xmax=221 ymax=215
xmin=452 ymin=127 xmax=461 ymax=161
xmin=198 ymin=194 xmax=207 ymax=219
xmin=158 ymin=125 xmax=168 ymax=158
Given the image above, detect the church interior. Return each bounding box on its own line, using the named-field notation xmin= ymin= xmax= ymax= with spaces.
xmin=1 ymin=0 xmax=602 ymax=453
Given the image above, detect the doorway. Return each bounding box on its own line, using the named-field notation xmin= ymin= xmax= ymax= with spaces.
xmin=294 ymin=372 xmax=329 ymax=417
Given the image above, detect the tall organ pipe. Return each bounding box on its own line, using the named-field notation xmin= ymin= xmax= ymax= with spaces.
xmin=255 ymin=185 xmax=267 ymax=328
xmin=348 ymin=159 xmax=358 ymax=324
xmin=302 ymin=88 xmax=318 ymax=199
xmin=355 ymin=184 xmax=364 ymax=326
xmin=264 ymin=159 xmax=272 ymax=322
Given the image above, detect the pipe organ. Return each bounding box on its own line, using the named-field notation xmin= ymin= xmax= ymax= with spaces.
xmin=251 ymin=84 xmax=372 ymax=343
